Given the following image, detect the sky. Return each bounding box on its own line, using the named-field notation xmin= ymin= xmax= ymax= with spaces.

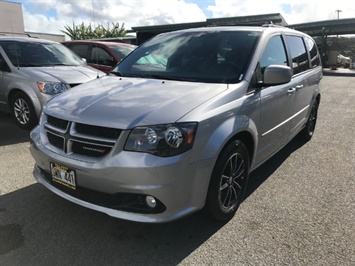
xmin=8 ymin=0 xmax=355 ymax=36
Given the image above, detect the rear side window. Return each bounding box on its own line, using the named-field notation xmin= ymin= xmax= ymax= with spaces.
xmin=305 ymin=36 xmax=320 ymax=68
xmin=260 ymin=35 xmax=288 ymax=73
xmin=285 ymin=35 xmax=309 ymax=75
xmin=90 ymin=46 xmax=115 ymax=66
xmin=67 ymin=44 xmax=88 ymax=59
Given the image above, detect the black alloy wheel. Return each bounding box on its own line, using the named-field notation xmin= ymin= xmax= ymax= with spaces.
xmin=206 ymin=140 xmax=249 ymax=221
xmin=300 ymin=99 xmax=319 ymax=141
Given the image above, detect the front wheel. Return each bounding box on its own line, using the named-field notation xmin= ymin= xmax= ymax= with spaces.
xmin=11 ymin=92 xmax=38 ymax=129
xmin=206 ymin=140 xmax=249 ymax=221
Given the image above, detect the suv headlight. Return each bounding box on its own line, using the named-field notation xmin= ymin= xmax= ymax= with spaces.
xmin=37 ymin=82 xmax=69 ymax=95
xmin=125 ymin=122 xmax=198 ymax=157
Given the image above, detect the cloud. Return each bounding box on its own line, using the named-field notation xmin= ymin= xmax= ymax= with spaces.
xmin=20 ymin=0 xmax=355 ymax=36
xmin=22 ymin=0 xmax=206 ymax=35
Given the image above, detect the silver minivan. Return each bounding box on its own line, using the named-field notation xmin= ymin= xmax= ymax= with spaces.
xmin=30 ymin=25 xmax=322 ymax=223
xmin=0 ymin=37 xmax=105 ymax=129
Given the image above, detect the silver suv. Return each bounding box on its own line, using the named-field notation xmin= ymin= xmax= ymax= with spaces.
xmin=30 ymin=25 xmax=322 ymax=223
xmin=0 ymin=37 xmax=104 ymax=129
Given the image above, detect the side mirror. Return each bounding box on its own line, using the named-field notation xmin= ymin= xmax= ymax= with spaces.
xmin=263 ymin=65 xmax=292 ymax=86
xmin=81 ymin=58 xmax=87 ymax=64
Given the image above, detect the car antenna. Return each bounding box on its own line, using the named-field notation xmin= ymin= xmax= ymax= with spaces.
xmin=92 ymin=0 xmax=100 ymax=79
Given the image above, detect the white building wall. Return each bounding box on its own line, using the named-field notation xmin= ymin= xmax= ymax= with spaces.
xmin=0 ymin=1 xmax=65 ymax=41
xmin=0 ymin=1 xmax=25 ymax=35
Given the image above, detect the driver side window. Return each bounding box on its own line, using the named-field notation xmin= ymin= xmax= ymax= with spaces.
xmin=260 ymin=35 xmax=288 ymax=73
xmin=0 ymin=53 xmax=11 ymax=72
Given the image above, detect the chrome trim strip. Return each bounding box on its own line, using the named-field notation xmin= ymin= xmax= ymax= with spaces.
xmin=262 ymin=105 xmax=309 ymax=137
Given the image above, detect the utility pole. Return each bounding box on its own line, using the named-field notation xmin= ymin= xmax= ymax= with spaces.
xmin=335 ymin=10 xmax=342 ymax=19
xmin=334 ymin=10 xmax=342 ymax=70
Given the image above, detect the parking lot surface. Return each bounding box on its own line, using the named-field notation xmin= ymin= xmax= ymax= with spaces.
xmin=0 ymin=76 xmax=354 ymax=265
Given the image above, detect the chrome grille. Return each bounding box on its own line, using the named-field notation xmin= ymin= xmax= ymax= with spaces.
xmin=44 ymin=115 xmax=121 ymax=159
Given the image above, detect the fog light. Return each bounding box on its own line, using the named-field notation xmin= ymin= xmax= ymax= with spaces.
xmin=145 ymin=195 xmax=157 ymax=208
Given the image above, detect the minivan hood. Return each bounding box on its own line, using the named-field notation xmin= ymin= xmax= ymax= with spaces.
xmin=44 ymin=76 xmax=228 ymax=129
xmin=20 ymin=65 xmax=102 ymax=84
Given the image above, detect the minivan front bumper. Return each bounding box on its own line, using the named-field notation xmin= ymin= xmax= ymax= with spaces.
xmin=30 ymin=126 xmax=212 ymax=223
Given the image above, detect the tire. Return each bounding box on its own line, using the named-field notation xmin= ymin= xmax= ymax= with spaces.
xmin=206 ymin=140 xmax=250 ymax=221
xmin=299 ymin=99 xmax=319 ymax=141
xmin=11 ymin=92 xmax=38 ymax=129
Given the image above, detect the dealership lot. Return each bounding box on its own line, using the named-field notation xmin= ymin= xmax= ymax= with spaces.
xmin=1 ymin=76 xmax=354 ymax=265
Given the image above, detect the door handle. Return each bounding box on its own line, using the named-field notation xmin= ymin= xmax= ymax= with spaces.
xmin=295 ymin=84 xmax=304 ymax=90
xmin=288 ymin=88 xmax=296 ymax=94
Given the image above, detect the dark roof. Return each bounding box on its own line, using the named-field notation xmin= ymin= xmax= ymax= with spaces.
xmin=132 ymin=13 xmax=287 ymax=33
xmin=289 ymin=18 xmax=355 ymax=36
xmin=131 ymin=13 xmax=354 ymax=45
xmin=132 ymin=13 xmax=288 ymax=44
xmin=207 ymin=13 xmax=288 ymax=26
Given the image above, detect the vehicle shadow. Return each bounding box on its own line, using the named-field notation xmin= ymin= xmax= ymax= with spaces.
xmin=245 ymin=137 xmax=306 ymax=199
xmin=0 ymin=113 xmax=31 ymax=146
xmin=0 ymin=137 xmax=306 ymax=265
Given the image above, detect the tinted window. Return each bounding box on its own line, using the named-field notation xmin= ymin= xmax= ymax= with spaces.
xmin=260 ymin=35 xmax=288 ymax=73
xmin=305 ymin=36 xmax=320 ymax=68
xmin=1 ymin=41 xmax=84 ymax=67
xmin=0 ymin=52 xmax=10 ymax=72
xmin=285 ymin=35 xmax=309 ymax=75
xmin=90 ymin=46 xmax=115 ymax=66
xmin=115 ymin=31 xmax=261 ymax=84
xmin=109 ymin=45 xmax=135 ymax=60
xmin=68 ymin=44 xmax=89 ymax=59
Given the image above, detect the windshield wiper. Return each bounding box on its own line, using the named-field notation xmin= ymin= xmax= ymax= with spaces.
xmin=141 ymin=74 xmax=198 ymax=82
xmin=18 ymin=63 xmax=40 ymax=67
xmin=48 ymin=63 xmax=78 ymax=66
xmin=110 ymin=71 xmax=125 ymax=77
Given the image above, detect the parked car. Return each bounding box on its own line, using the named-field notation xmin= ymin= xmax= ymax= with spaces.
xmin=30 ymin=25 xmax=322 ymax=223
xmin=0 ymin=37 xmax=105 ymax=129
xmin=62 ymin=41 xmax=137 ymax=73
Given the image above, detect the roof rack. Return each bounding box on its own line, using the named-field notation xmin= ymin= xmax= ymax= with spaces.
xmin=261 ymin=22 xmax=286 ymax=28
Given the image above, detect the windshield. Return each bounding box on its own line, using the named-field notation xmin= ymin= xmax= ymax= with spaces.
xmin=1 ymin=41 xmax=85 ymax=67
xmin=114 ymin=30 xmax=261 ymax=83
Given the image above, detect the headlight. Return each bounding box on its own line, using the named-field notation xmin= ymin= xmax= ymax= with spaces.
xmin=37 ymin=82 xmax=69 ymax=95
xmin=124 ymin=122 xmax=198 ymax=157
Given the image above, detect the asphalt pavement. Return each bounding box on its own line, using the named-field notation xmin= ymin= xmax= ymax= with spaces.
xmin=0 ymin=76 xmax=354 ymax=265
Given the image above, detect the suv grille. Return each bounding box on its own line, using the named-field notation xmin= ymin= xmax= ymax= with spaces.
xmin=47 ymin=115 xmax=69 ymax=130
xmin=44 ymin=115 xmax=121 ymax=159
xmin=75 ymin=123 xmax=121 ymax=139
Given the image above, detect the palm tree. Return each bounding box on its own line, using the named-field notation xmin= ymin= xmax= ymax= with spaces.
xmin=61 ymin=22 xmax=126 ymax=40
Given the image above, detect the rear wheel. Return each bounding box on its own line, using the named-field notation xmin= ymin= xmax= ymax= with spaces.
xmin=299 ymin=99 xmax=319 ymax=141
xmin=206 ymin=140 xmax=249 ymax=221
xmin=11 ymin=92 xmax=38 ymax=129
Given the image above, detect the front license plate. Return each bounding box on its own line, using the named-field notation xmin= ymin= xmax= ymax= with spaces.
xmin=50 ymin=162 xmax=76 ymax=190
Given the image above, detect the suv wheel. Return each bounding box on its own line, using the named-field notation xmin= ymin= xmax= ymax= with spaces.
xmin=299 ymin=99 xmax=319 ymax=141
xmin=206 ymin=140 xmax=249 ymax=221
xmin=11 ymin=92 xmax=38 ymax=129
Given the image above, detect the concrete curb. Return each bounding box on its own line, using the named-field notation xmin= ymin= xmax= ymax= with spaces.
xmin=323 ymin=69 xmax=355 ymax=77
